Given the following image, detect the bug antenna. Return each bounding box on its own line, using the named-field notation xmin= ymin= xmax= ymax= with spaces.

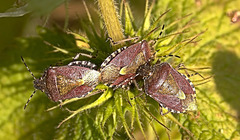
xmin=21 ymin=56 xmax=36 ymax=80
xmin=155 ymin=24 xmax=165 ymax=41
xmin=148 ymin=24 xmax=166 ymax=46
xmin=24 ymin=89 xmax=37 ymax=109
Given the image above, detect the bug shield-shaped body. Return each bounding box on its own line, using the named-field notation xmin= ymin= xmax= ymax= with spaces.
xmin=34 ymin=62 xmax=100 ymax=102
xmin=100 ymin=40 xmax=152 ymax=88
xmin=138 ymin=62 xmax=197 ymax=113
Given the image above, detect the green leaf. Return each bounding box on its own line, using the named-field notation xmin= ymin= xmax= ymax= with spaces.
xmin=124 ymin=2 xmax=135 ymax=36
xmin=114 ymin=89 xmax=134 ymax=139
xmin=57 ymin=86 xmax=113 ymax=128
xmin=0 ymin=4 xmax=30 ymax=18
xmin=27 ymin=0 xmax=66 ymax=16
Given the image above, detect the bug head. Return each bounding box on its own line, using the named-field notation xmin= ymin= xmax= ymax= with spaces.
xmin=21 ymin=56 xmax=46 ymax=109
xmin=33 ymin=76 xmax=46 ymax=92
xmin=136 ymin=61 xmax=153 ymax=79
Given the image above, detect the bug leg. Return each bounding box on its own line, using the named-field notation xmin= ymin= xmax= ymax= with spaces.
xmin=127 ymin=99 xmax=132 ymax=107
xmin=59 ymin=100 xmax=63 ymax=109
xmin=65 ymin=107 xmax=74 ymax=113
xmin=176 ymin=63 xmax=205 ymax=79
xmin=159 ymin=105 xmax=170 ymax=116
xmin=125 ymin=89 xmax=133 ymax=107
xmin=132 ymin=80 xmax=146 ymax=99
xmin=84 ymin=89 xmax=105 ymax=98
xmin=106 ymin=36 xmax=139 ymax=45
xmin=73 ymin=53 xmax=94 ymax=60
xmin=194 ymin=78 xmax=212 ymax=86
xmin=161 ymin=110 xmax=170 ymax=116
xmin=153 ymin=52 xmax=181 ymax=65
xmin=133 ymin=80 xmax=142 ymax=91
xmin=134 ymin=91 xmax=145 ymax=99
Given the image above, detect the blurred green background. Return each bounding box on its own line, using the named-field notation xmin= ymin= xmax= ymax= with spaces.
xmin=0 ymin=0 xmax=240 ymax=139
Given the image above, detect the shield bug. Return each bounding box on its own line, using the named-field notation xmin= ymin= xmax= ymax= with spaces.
xmin=21 ymin=57 xmax=100 ymax=109
xmin=137 ymin=62 xmax=197 ymax=113
xmin=100 ymin=40 xmax=152 ymax=88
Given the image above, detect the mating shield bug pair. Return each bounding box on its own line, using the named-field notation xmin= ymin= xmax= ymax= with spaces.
xmin=22 ymin=38 xmax=153 ymax=109
xmin=22 ymin=39 xmax=152 ymax=109
xmin=137 ymin=62 xmax=197 ymax=113
xmin=98 ymin=26 xmax=197 ymax=113
xmin=99 ymin=25 xmax=165 ymax=89
xmin=21 ymin=57 xmax=100 ymax=109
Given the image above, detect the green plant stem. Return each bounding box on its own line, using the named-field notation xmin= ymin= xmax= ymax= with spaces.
xmin=97 ymin=0 xmax=124 ymax=47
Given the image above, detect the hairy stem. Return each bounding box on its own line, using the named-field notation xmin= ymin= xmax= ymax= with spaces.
xmin=97 ymin=0 xmax=124 ymax=48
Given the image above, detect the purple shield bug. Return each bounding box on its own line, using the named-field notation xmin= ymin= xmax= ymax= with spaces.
xmin=21 ymin=57 xmax=100 ymax=109
xmin=100 ymin=40 xmax=152 ymax=88
xmin=137 ymin=62 xmax=197 ymax=113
